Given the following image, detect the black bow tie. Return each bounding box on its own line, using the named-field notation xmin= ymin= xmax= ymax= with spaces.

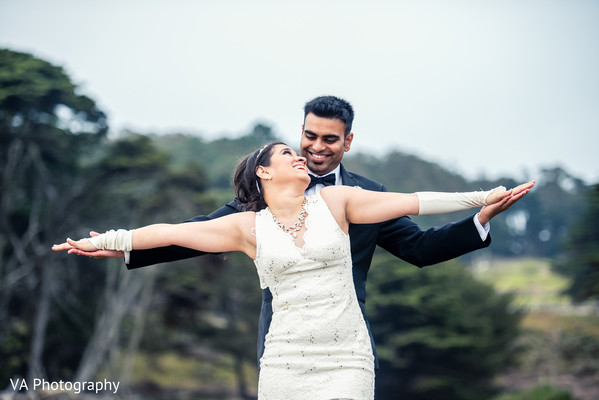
xmin=307 ymin=174 xmax=336 ymax=190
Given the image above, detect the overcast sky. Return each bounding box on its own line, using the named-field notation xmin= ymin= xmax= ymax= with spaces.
xmin=1 ymin=0 xmax=598 ymax=184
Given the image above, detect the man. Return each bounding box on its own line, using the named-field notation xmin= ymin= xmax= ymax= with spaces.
xmin=73 ymin=95 xmax=531 ymax=367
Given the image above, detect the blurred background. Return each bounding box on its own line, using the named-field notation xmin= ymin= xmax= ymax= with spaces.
xmin=1 ymin=1 xmax=598 ymax=399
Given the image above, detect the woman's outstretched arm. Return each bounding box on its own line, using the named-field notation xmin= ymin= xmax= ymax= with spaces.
xmin=322 ymin=180 xmax=534 ymax=229
xmin=52 ymin=212 xmax=257 ymax=259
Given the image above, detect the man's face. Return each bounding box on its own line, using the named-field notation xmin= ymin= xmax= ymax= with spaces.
xmin=300 ymin=113 xmax=354 ymax=176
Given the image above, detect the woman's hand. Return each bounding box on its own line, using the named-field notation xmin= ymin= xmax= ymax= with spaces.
xmin=70 ymin=238 xmax=99 ymax=251
xmin=479 ymin=180 xmax=535 ymax=225
xmin=485 ymin=186 xmax=511 ymax=205
xmin=52 ymin=231 xmax=125 ymax=258
xmin=52 ymin=238 xmax=96 ymax=252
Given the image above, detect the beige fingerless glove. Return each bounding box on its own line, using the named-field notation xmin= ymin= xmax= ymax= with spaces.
xmin=88 ymin=229 xmax=133 ymax=251
xmin=416 ymin=186 xmax=505 ymax=215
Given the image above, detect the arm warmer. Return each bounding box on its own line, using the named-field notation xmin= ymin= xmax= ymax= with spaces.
xmin=416 ymin=186 xmax=505 ymax=215
xmin=89 ymin=229 xmax=133 ymax=251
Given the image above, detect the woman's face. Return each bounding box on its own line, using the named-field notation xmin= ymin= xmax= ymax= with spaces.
xmin=261 ymin=144 xmax=309 ymax=184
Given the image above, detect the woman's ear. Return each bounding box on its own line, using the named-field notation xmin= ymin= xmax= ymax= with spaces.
xmin=256 ymin=165 xmax=271 ymax=181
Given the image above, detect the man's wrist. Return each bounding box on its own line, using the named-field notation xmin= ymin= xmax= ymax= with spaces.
xmin=473 ymin=213 xmax=490 ymax=241
xmin=124 ymin=250 xmax=131 ymax=265
xmin=477 ymin=210 xmax=491 ymax=226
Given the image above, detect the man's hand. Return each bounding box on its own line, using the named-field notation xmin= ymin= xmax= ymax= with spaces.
xmin=478 ymin=180 xmax=535 ymax=225
xmin=52 ymin=231 xmax=125 ymax=259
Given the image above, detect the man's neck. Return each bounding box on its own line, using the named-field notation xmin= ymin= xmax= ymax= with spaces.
xmin=304 ymin=165 xmax=342 ymax=195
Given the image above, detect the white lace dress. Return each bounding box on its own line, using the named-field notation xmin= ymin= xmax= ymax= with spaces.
xmin=254 ymin=193 xmax=375 ymax=400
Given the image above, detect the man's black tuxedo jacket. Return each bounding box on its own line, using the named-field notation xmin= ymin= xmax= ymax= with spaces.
xmin=127 ymin=164 xmax=491 ymax=367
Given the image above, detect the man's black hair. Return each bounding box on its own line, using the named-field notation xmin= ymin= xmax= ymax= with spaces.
xmin=303 ymin=95 xmax=354 ymax=136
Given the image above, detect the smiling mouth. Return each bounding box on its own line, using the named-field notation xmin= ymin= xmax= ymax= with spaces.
xmin=308 ymin=152 xmax=330 ymax=161
xmin=293 ymin=163 xmax=307 ymax=172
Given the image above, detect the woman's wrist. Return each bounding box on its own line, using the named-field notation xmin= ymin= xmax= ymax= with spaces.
xmin=89 ymin=229 xmax=133 ymax=251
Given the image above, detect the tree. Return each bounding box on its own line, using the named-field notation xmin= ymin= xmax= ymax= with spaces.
xmin=0 ymin=48 xmax=107 ymax=384
xmin=553 ymin=184 xmax=599 ymax=302
xmin=366 ymin=254 xmax=522 ymax=400
xmin=142 ymin=251 xmax=262 ymax=398
xmin=0 ymin=50 xmax=213 ymax=390
xmin=522 ymin=168 xmax=589 ymax=257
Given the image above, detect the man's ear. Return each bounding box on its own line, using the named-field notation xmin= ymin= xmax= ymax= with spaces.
xmin=344 ymin=132 xmax=354 ymax=152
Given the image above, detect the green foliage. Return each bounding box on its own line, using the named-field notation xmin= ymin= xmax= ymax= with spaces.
xmin=89 ymin=132 xmax=209 ymax=227
xmin=150 ymin=123 xmax=277 ymax=188
xmin=493 ymin=384 xmax=576 ymax=400
xmin=344 ymin=150 xmax=470 ymax=194
xmin=0 ymin=49 xmax=110 ymax=382
xmin=129 ymin=351 xmax=258 ymax=394
xmin=517 ymin=328 xmax=599 ymax=378
xmin=553 ymin=184 xmax=599 ymax=302
xmin=522 ymin=168 xmax=589 ymax=257
xmin=0 ymin=48 xmax=107 ymax=133
xmin=471 ymin=258 xmax=571 ymax=308
xmin=366 ymin=253 xmax=523 ymax=400
xmin=0 ymin=49 xmax=215 ymax=386
xmin=135 ymin=252 xmax=261 ymax=397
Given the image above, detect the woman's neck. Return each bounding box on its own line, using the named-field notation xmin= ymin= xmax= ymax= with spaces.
xmin=263 ymin=188 xmax=306 ymax=220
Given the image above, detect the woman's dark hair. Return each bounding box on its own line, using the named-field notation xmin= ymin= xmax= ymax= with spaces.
xmin=233 ymin=141 xmax=286 ymax=212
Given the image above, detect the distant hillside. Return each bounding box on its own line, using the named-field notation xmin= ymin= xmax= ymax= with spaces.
xmin=343 ymin=150 xmax=470 ymax=193
xmin=150 ymin=123 xmax=277 ymax=189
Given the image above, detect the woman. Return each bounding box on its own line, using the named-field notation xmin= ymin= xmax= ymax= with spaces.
xmin=53 ymin=141 xmax=533 ymax=399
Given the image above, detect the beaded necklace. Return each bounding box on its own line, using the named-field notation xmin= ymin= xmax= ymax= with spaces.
xmin=268 ymin=197 xmax=308 ymax=238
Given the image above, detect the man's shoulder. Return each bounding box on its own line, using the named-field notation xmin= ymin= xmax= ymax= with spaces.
xmin=341 ymin=166 xmax=387 ymax=192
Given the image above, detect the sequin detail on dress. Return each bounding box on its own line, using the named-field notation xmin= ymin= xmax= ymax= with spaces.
xmin=254 ymin=193 xmax=375 ymax=400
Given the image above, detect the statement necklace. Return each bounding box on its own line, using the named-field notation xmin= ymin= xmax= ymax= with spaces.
xmin=269 ymin=197 xmax=308 ymax=238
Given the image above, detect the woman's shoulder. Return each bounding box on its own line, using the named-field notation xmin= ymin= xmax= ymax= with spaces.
xmin=317 ymin=186 xmax=358 ymax=209
xmin=239 ymin=210 xmax=258 ymax=219
xmin=319 ymin=185 xmax=361 ymax=197
xmin=222 ymin=210 xmax=257 ymax=227
xmin=233 ymin=211 xmax=258 ymax=238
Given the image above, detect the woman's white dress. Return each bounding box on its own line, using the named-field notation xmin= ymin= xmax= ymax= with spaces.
xmin=253 ymin=192 xmax=375 ymax=400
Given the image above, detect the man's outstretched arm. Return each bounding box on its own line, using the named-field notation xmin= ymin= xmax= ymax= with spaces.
xmin=377 ymin=181 xmax=532 ymax=267
xmin=127 ymin=199 xmax=240 ymax=269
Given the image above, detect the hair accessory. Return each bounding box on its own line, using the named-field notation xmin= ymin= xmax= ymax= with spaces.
xmin=257 ymin=144 xmax=269 ymax=156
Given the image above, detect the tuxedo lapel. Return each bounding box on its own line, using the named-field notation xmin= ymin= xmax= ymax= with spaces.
xmin=339 ymin=164 xmax=358 ymax=188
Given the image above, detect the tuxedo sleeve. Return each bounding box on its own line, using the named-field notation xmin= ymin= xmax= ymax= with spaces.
xmin=126 ymin=199 xmax=239 ymax=270
xmin=377 ymin=214 xmax=491 ymax=268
